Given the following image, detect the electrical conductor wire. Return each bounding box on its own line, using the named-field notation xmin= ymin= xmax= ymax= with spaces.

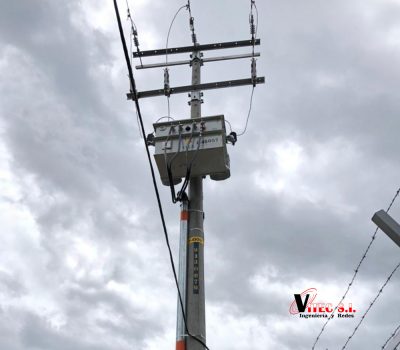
xmin=237 ymin=86 xmax=255 ymax=137
xmin=164 ymin=5 xmax=187 ymax=120
xmin=125 ymin=0 xmax=143 ymax=67
xmin=238 ymin=0 xmax=259 ymax=137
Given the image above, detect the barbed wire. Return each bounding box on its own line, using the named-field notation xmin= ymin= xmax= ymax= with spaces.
xmin=341 ymin=261 xmax=400 ymax=349
xmin=311 ymin=187 xmax=400 ymax=349
xmin=381 ymin=324 xmax=400 ymax=349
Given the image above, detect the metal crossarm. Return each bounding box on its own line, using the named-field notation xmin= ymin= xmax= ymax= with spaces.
xmin=127 ymin=77 xmax=265 ymax=100
xmin=135 ymin=52 xmax=261 ymax=70
xmin=132 ymin=39 xmax=260 ymax=58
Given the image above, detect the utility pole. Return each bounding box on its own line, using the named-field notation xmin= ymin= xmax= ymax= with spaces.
xmin=128 ymin=36 xmax=264 ymax=350
xmin=186 ymin=49 xmax=206 ymax=349
xmin=114 ymin=0 xmax=264 ymax=348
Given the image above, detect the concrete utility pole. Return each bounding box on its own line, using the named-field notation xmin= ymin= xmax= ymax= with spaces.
xmin=128 ymin=35 xmax=264 ymax=350
xmin=186 ymin=50 xmax=206 ymax=350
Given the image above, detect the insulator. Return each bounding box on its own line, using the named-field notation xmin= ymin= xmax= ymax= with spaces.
xmin=164 ymin=68 xmax=170 ymax=85
xmin=190 ymin=17 xmax=194 ymax=30
xmin=251 ymin=58 xmax=257 ymax=76
xmin=164 ymin=68 xmax=170 ymax=94
xmin=132 ymin=28 xmax=138 ymax=36
xmin=192 ymin=33 xmax=197 ymax=44
xmin=249 ymin=14 xmax=256 ymax=35
xmin=133 ymin=36 xmax=139 ymax=48
xmin=251 ymin=58 xmax=257 ymax=85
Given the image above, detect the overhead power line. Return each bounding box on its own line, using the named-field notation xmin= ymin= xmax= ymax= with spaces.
xmin=237 ymin=0 xmax=259 ymax=137
xmin=237 ymin=86 xmax=254 ymax=137
xmin=125 ymin=0 xmax=142 ymax=67
xmin=112 ymin=1 xmax=210 ymax=349
xmin=163 ymin=2 xmax=199 ymax=121
xmin=312 ymin=187 xmax=400 ymax=349
xmin=187 ymin=0 xmax=197 ymax=45
xmin=341 ymin=261 xmax=400 ymax=349
xmin=165 ymin=5 xmax=187 ymax=67
xmin=164 ymin=4 xmax=187 ymax=120
xmin=125 ymin=0 xmax=143 ymax=138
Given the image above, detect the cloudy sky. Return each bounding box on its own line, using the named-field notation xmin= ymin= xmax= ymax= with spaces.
xmin=1 ymin=0 xmax=400 ymax=349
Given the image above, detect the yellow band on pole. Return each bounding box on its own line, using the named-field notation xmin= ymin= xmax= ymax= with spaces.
xmin=188 ymin=236 xmax=204 ymax=245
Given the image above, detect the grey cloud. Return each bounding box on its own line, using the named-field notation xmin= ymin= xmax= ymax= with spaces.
xmin=1 ymin=0 xmax=400 ymax=349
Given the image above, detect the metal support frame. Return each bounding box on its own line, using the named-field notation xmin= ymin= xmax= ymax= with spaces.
xmin=135 ymin=52 xmax=261 ymax=70
xmin=127 ymin=77 xmax=265 ymax=100
xmin=133 ymin=39 xmax=260 ymax=58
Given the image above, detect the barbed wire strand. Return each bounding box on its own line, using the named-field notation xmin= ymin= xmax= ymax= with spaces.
xmin=341 ymin=261 xmax=400 ymax=349
xmin=381 ymin=324 xmax=400 ymax=349
xmin=311 ymin=187 xmax=400 ymax=349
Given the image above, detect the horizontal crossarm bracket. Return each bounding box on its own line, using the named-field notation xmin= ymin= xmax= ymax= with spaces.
xmin=133 ymin=39 xmax=260 ymax=58
xmin=127 ymin=77 xmax=265 ymax=100
xmin=135 ymin=52 xmax=261 ymax=70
